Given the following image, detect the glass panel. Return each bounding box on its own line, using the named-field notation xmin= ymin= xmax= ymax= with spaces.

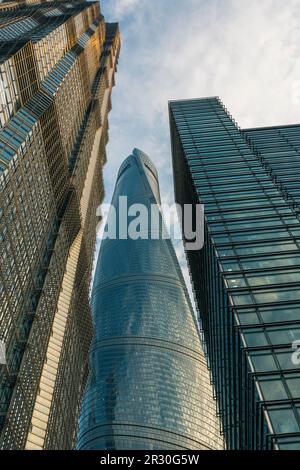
xmin=276 ymin=350 xmax=296 ymax=370
xmin=286 ymin=376 xmax=300 ymax=398
xmin=258 ymin=377 xmax=288 ymax=401
xmin=268 ymin=407 xmax=299 ymax=434
xmin=249 ymin=352 xmax=277 ymax=373
xmin=243 ymin=330 xmax=268 ymax=347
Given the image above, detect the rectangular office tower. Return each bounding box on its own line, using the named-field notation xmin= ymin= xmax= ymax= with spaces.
xmin=0 ymin=0 xmax=120 ymax=449
xmin=169 ymin=98 xmax=300 ymax=450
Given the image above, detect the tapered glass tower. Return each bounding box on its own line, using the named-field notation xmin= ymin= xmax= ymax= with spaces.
xmin=0 ymin=0 xmax=120 ymax=449
xmin=169 ymin=97 xmax=300 ymax=450
xmin=77 ymin=148 xmax=223 ymax=450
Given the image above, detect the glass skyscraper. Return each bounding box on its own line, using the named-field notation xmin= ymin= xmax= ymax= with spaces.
xmin=77 ymin=148 xmax=223 ymax=450
xmin=0 ymin=0 xmax=120 ymax=449
xmin=169 ymin=97 xmax=300 ymax=450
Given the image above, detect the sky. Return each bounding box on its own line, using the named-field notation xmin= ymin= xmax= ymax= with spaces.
xmin=94 ymin=0 xmax=300 ymax=303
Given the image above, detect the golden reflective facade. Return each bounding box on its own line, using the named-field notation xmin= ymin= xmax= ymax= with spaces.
xmin=0 ymin=0 xmax=120 ymax=449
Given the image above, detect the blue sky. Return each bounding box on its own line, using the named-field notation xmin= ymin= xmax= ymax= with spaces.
xmin=95 ymin=0 xmax=300 ymax=297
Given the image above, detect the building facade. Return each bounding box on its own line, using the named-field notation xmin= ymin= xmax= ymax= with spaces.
xmin=243 ymin=124 xmax=300 ymax=206
xmin=169 ymin=97 xmax=300 ymax=450
xmin=77 ymin=148 xmax=223 ymax=450
xmin=0 ymin=0 xmax=120 ymax=449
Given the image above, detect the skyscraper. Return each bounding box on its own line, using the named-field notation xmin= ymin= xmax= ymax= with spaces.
xmin=169 ymin=97 xmax=300 ymax=450
xmin=77 ymin=148 xmax=223 ymax=450
xmin=0 ymin=0 xmax=120 ymax=449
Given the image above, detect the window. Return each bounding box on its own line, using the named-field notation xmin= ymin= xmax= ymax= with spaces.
xmin=258 ymin=376 xmax=288 ymax=401
xmin=268 ymin=406 xmax=299 ymax=434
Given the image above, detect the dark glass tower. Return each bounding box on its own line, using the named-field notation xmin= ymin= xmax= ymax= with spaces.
xmin=169 ymin=97 xmax=300 ymax=450
xmin=77 ymin=148 xmax=223 ymax=450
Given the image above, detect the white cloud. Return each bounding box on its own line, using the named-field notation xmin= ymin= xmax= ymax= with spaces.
xmin=103 ymin=0 xmax=142 ymax=19
xmin=97 ymin=0 xmax=300 ymax=303
xmin=103 ymin=0 xmax=300 ymax=179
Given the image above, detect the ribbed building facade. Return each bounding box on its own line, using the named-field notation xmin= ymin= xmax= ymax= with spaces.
xmin=0 ymin=0 xmax=120 ymax=449
xmin=169 ymin=98 xmax=300 ymax=450
xmin=77 ymin=149 xmax=223 ymax=450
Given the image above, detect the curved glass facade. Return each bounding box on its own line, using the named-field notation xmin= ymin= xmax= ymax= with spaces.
xmin=77 ymin=148 xmax=223 ymax=450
